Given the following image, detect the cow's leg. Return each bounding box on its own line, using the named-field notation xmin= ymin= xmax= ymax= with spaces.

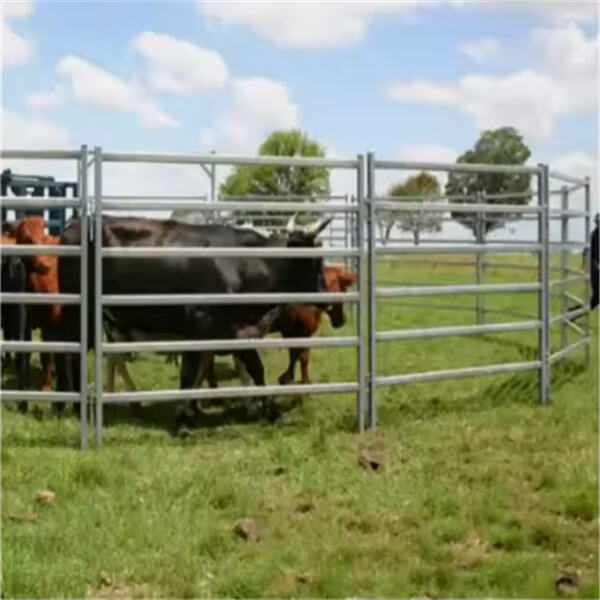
xmin=237 ymin=349 xmax=279 ymax=422
xmin=174 ymin=351 xmax=203 ymax=436
xmin=278 ymin=347 xmax=301 ymax=385
xmin=299 ymin=349 xmax=311 ymax=384
xmin=204 ymin=353 xmax=218 ymax=389
xmin=233 ymin=353 xmax=251 ymax=386
xmin=40 ymin=352 xmax=53 ymax=392
xmin=117 ymin=357 xmax=138 ymax=391
xmin=106 ymin=356 xmax=117 ymax=393
xmin=16 ymin=306 xmax=30 ymax=413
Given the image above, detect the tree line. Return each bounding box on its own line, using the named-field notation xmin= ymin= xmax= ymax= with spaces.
xmin=173 ymin=126 xmax=532 ymax=243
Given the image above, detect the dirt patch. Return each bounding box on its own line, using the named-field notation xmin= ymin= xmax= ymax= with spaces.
xmin=232 ymin=518 xmax=263 ymax=542
xmin=449 ymin=531 xmax=489 ymax=568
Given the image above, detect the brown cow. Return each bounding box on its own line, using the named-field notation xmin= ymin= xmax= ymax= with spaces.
xmin=199 ymin=264 xmax=357 ymax=388
xmin=15 ymin=217 xmax=61 ymax=392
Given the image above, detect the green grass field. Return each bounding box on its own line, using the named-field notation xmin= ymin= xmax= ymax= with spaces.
xmin=2 ymin=254 xmax=598 ymax=598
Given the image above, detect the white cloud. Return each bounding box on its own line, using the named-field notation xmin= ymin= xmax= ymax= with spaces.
xmin=25 ymin=85 xmax=66 ymax=110
xmin=26 ymin=55 xmax=179 ymax=129
xmin=132 ymin=31 xmax=228 ymax=95
xmin=200 ymin=77 xmax=298 ymax=153
xmin=2 ymin=107 xmax=70 ymax=149
xmin=387 ymin=24 xmax=597 ymax=139
xmin=1 ymin=0 xmax=34 ymax=69
xmin=197 ymin=1 xmax=596 ymax=50
xmin=458 ymin=37 xmax=502 ymax=63
xmin=197 ymin=1 xmax=428 ymax=49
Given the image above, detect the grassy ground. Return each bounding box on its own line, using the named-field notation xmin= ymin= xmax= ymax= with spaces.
xmin=2 ymin=254 xmax=598 ymax=598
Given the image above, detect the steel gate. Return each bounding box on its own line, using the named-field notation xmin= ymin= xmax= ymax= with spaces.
xmin=0 ymin=147 xmax=593 ymax=449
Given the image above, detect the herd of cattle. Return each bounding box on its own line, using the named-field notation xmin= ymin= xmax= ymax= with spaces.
xmin=1 ymin=214 xmax=356 ymax=434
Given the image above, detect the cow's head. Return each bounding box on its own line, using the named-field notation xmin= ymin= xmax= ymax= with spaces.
xmin=16 ymin=217 xmax=56 ymax=275
xmin=282 ymin=214 xmax=332 ymax=296
xmin=324 ymin=266 xmax=357 ymax=328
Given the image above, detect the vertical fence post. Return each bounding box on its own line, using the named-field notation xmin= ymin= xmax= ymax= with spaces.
xmin=366 ymin=152 xmax=377 ymax=429
xmin=94 ymin=146 xmax=104 ymax=448
xmin=584 ymin=176 xmax=591 ymax=368
xmin=356 ymin=157 xmax=366 ymax=432
xmin=475 ymin=200 xmax=485 ymax=325
xmin=560 ymin=186 xmax=569 ymax=350
xmin=538 ymin=164 xmax=551 ymax=404
xmin=79 ymin=145 xmax=89 ymax=450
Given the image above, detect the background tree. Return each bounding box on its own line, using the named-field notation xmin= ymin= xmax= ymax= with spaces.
xmin=381 ymin=171 xmax=442 ymax=245
xmin=220 ymin=129 xmax=330 ymax=226
xmin=445 ymin=127 xmax=532 ymax=239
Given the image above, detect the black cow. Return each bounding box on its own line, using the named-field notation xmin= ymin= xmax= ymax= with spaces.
xmin=1 ymin=252 xmax=31 ymax=410
xmin=590 ymin=213 xmax=599 ymax=311
xmin=55 ymin=214 xmax=332 ymax=434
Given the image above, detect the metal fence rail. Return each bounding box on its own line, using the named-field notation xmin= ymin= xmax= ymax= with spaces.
xmin=0 ymin=147 xmax=592 ymax=449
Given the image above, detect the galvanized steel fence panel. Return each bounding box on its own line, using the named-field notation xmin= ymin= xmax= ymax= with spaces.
xmin=0 ymin=147 xmax=593 ymax=449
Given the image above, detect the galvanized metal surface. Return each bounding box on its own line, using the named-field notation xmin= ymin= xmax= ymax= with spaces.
xmin=376 ymin=320 xmax=541 ymax=342
xmin=103 ymin=200 xmax=358 ymax=213
xmin=0 ymin=293 xmax=80 ymax=305
xmin=94 ymin=146 xmax=104 ymax=449
xmin=103 ymin=335 xmax=358 ymax=354
xmin=376 ymin=360 xmax=542 ymax=387
xmin=103 ymin=382 xmax=359 ymax=404
xmin=1 ymin=245 xmax=80 ymax=256
xmin=0 ymin=147 xmax=591 ymax=448
xmin=376 ymin=283 xmax=540 ymax=297
xmin=102 ymin=291 xmax=358 ymax=306
xmin=538 ymin=164 xmax=551 ymax=405
xmin=102 ymin=247 xmax=359 ymax=259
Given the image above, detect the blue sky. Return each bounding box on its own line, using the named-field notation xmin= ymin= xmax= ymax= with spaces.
xmin=1 ymin=0 xmax=598 ymax=222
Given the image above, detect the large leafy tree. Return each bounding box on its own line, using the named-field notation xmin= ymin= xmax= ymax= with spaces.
xmin=220 ymin=130 xmax=330 ymax=226
xmin=445 ymin=127 xmax=532 ymax=238
xmin=381 ymin=171 xmax=442 ymax=245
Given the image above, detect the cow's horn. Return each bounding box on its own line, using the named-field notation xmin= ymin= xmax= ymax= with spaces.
xmin=286 ymin=212 xmax=299 ymax=233
xmin=306 ymin=216 xmax=333 ymax=237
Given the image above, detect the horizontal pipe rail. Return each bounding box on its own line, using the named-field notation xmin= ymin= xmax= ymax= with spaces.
xmin=0 ymin=341 xmax=81 ymax=353
xmin=376 ymin=320 xmax=540 ymax=342
xmin=376 ymin=283 xmax=540 ymax=297
xmin=550 ymin=338 xmax=590 ymax=364
xmin=550 ymin=306 xmax=589 ymax=325
xmin=102 ymin=291 xmax=358 ymax=306
xmin=374 ymin=160 xmax=540 ymax=175
xmin=549 ymin=170 xmax=588 ymax=187
xmin=104 ymin=195 xmax=208 ymax=201
xmin=1 ymin=292 xmax=81 ymax=305
xmin=221 ymin=194 xmax=349 ymax=202
xmin=375 ymin=360 xmax=541 ymax=387
xmin=0 ymin=245 xmax=80 ymax=256
xmin=103 ymin=381 xmax=359 ymax=404
xmin=103 ymin=335 xmax=358 ymax=353
xmin=0 ymin=197 xmax=81 ymax=209
xmin=102 ymin=247 xmax=359 ymax=258
xmin=549 ymin=275 xmax=587 ymax=287
xmin=374 ymin=201 xmax=541 ymax=214
xmin=376 ymin=244 xmax=541 ymax=255
xmin=0 ymin=391 xmax=80 ymax=403
xmin=549 ymin=209 xmax=588 ymax=218
xmin=0 ymin=150 xmax=82 ymax=160
xmin=102 ymin=151 xmax=359 ymax=169
xmin=102 ymin=200 xmax=357 ymax=213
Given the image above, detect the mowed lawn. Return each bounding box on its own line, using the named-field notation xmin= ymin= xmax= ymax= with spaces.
xmin=2 ymin=254 xmax=598 ymax=598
